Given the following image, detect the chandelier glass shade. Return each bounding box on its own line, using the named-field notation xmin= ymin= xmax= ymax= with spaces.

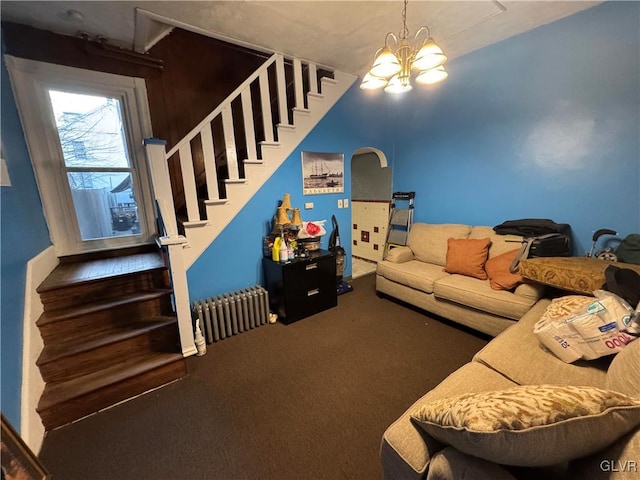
xmin=416 ymin=65 xmax=448 ymax=85
xmin=360 ymin=0 xmax=448 ymax=93
xmin=369 ymin=45 xmax=402 ymax=78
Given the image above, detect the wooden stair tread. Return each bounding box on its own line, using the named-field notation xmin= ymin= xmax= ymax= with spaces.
xmin=38 ymin=252 xmax=165 ymax=292
xmin=37 ymin=316 xmax=177 ymax=366
xmin=37 ymin=289 xmax=172 ymax=326
xmin=38 ymin=351 xmax=185 ymax=411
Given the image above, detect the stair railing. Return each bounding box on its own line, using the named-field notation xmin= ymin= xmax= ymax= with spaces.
xmin=145 ymin=53 xmax=322 ymax=233
xmin=144 ymin=52 xmax=326 ymax=355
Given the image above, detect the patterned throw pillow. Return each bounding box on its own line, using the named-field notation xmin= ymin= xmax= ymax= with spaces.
xmin=411 ymin=385 xmax=640 ymax=467
xmin=542 ymin=295 xmax=595 ymax=321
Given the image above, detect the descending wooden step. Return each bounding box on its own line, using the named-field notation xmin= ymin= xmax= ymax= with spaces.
xmin=37 ymin=252 xmax=168 ymax=311
xmin=37 ymin=351 xmax=186 ymax=431
xmin=36 ymin=289 xmax=174 ymax=344
xmin=37 ymin=316 xmax=180 ymax=383
xmin=35 ymin=248 xmax=187 ymax=431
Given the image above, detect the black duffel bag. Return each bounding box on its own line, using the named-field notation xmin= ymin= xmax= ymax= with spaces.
xmin=493 ymin=218 xmax=571 ymax=237
xmin=493 ymin=219 xmax=573 ymax=272
xmin=528 ymin=233 xmax=573 ymax=257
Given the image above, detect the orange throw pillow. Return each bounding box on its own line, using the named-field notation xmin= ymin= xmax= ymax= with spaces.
xmin=485 ymin=248 xmax=525 ymax=290
xmin=444 ymin=238 xmax=491 ymax=280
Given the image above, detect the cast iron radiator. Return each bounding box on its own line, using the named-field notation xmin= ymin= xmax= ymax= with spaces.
xmin=192 ymin=286 xmax=270 ymax=343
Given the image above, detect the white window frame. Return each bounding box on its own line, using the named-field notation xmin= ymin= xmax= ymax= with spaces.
xmin=5 ymin=56 xmax=157 ymax=255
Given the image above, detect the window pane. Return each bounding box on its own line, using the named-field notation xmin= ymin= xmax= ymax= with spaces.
xmin=67 ymin=172 xmax=140 ymax=241
xmin=49 ymin=90 xmax=131 ymax=168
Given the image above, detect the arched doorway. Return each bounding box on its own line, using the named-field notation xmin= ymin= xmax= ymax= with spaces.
xmin=350 ymin=147 xmax=392 ymax=278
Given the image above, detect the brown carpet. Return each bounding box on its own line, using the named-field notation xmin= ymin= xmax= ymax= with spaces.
xmin=38 ymin=273 xmax=488 ymax=480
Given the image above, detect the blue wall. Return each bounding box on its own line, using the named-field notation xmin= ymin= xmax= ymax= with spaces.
xmin=188 ymin=2 xmax=639 ymax=299
xmin=391 ymin=1 xmax=639 ymax=255
xmin=187 ymin=83 xmax=394 ymax=300
xmin=1 ymin=38 xmax=52 ymax=429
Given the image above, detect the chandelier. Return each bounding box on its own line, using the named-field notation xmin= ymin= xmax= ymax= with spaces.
xmin=360 ymin=0 xmax=448 ymax=93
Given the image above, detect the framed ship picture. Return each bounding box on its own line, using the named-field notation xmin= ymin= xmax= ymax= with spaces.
xmin=302 ymin=151 xmax=344 ymax=195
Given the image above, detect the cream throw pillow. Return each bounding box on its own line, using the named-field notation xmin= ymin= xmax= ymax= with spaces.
xmin=411 ymin=385 xmax=640 ymax=467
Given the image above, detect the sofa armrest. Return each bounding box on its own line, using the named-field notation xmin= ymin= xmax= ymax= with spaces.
xmin=514 ymin=282 xmax=545 ymax=301
xmin=381 ymin=363 xmax=518 ymax=480
xmin=385 ymin=246 xmax=414 ymax=263
xmin=427 ymin=447 xmax=518 ymax=480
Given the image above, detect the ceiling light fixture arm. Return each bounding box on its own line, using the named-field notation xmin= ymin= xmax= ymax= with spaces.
xmin=413 ymin=26 xmax=433 ymax=43
xmin=382 ymin=32 xmax=398 ymax=51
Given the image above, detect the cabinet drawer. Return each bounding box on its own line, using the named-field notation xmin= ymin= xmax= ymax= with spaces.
xmin=283 ymin=282 xmax=337 ymax=324
xmin=282 ymin=256 xmax=335 ymax=293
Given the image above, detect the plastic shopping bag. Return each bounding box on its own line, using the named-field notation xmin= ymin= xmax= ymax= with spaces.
xmin=534 ymin=292 xmax=637 ymax=363
xmin=593 ymin=290 xmax=638 ymax=334
xmin=533 ymin=315 xmax=583 ymax=363
xmin=298 ymin=220 xmax=327 ymax=239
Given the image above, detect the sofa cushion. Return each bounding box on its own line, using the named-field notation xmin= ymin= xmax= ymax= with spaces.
xmin=485 ymin=248 xmax=525 ymax=291
xmin=427 ymin=447 xmax=518 ymax=480
xmin=411 ymin=385 xmax=640 ymax=467
xmin=468 ymin=226 xmax=523 ymax=259
xmin=473 ymin=299 xmax=611 ymax=388
xmin=408 ymin=223 xmax=471 ymax=267
xmin=381 ymin=362 xmax=518 ymax=480
xmin=444 ymin=237 xmax=491 ymax=280
xmin=377 ymin=260 xmax=450 ymax=295
xmin=606 ymin=339 xmax=640 ymax=398
xmin=433 ymin=274 xmax=536 ymax=320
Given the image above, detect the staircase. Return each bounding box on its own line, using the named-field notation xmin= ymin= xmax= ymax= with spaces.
xmin=145 ymin=53 xmax=357 ymax=268
xmin=144 ymin=53 xmax=355 ymax=358
xmin=35 ymin=246 xmax=187 ymax=431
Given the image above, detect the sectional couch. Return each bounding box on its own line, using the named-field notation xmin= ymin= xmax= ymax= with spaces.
xmin=380 ymin=299 xmax=640 ymax=479
xmin=376 ymin=223 xmax=546 ymax=337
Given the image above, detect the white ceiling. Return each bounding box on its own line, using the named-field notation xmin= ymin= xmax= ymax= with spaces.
xmin=1 ymin=1 xmax=601 ymax=75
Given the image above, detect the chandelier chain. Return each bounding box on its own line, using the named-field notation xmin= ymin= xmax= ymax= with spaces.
xmin=400 ymin=0 xmax=409 ymax=39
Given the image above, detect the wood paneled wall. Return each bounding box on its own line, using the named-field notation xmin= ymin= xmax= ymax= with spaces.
xmin=2 ymin=21 xmax=268 ymax=151
xmin=2 ymin=21 xmax=272 ymax=217
xmin=2 ymin=22 xmax=331 ymax=223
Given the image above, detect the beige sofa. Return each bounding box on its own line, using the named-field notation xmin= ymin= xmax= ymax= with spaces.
xmin=376 ymin=223 xmax=546 ymax=337
xmin=381 ymin=299 xmax=640 ymax=479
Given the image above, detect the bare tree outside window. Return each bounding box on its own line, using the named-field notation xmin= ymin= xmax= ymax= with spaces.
xmin=49 ymin=91 xmax=140 ymax=240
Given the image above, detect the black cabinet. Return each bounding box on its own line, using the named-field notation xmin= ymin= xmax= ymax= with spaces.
xmin=263 ymin=249 xmax=337 ymax=324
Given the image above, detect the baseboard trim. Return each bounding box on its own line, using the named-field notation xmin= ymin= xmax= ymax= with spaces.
xmin=22 ymin=245 xmax=57 ymax=453
xmin=182 ymin=345 xmax=198 ymax=357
